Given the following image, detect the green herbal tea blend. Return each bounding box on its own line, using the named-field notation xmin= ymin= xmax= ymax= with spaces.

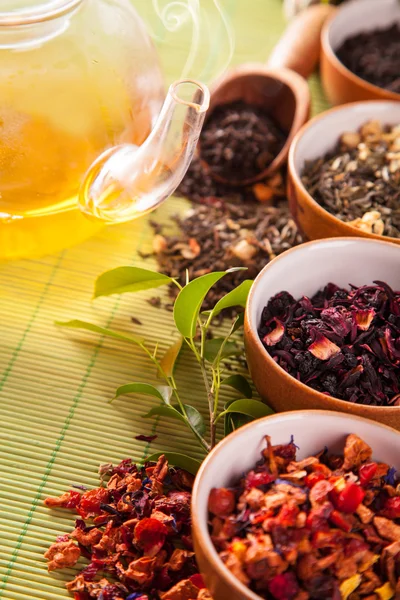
xmin=301 ymin=120 xmax=400 ymax=238
xmin=147 ymin=199 xmax=301 ymax=312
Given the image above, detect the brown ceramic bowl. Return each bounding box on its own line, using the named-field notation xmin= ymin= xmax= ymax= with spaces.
xmin=288 ymin=100 xmax=400 ymax=245
xmin=244 ymin=237 xmax=400 ymax=430
xmin=321 ymin=0 xmax=400 ymax=106
xmin=192 ymin=410 xmax=400 ymax=600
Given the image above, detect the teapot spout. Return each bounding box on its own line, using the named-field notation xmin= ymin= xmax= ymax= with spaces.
xmin=79 ymin=80 xmax=210 ymax=223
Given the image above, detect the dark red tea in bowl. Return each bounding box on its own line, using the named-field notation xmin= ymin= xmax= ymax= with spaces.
xmin=244 ymin=238 xmax=400 ymax=429
xmin=258 ymin=281 xmax=400 ymax=407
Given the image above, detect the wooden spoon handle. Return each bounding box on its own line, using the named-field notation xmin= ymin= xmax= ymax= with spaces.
xmin=267 ymin=4 xmax=336 ymax=79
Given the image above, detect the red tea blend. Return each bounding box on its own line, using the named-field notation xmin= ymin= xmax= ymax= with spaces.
xmin=44 ymin=456 xmax=212 ymax=600
xmin=209 ymin=433 xmax=400 ymax=599
xmin=258 ymin=281 xmax=400 ymax=406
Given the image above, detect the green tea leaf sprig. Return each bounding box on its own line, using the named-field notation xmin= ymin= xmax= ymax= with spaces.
xmin=58 ymin=266 xmax=273 ymax=465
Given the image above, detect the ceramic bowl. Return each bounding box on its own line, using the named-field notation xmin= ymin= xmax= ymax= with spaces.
xmin=321 ymin=0 xmax=400 ymax=106
xmin=192 ymin=410 xmax=400 ymax=600
xmin=243 ymin=237 xmax=400 ymax=430
xmin=288 ymin=100 xmax=400 ymax=245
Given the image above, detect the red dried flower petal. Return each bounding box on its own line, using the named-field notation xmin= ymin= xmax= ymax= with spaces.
xmin=354 ymin=308 xmax=375 ymax=331
xmin=304 ymin=472 xmax=326 ymax=489
xmin=77 ymin=488 xmax=109 ymax=519
xmin=380 ymin=496 xmax=400 ymax=519
xmin=267 ymin=572 xmax=299 ymax=600
xmin=263 ymin=319 xmax=285 ymax=346
xmin=44 ymin=491 xmax=81 ymax=509
xmin=245 ymin=470 xmax=275 ymax=489
xmin=308 ymin=333 xmax=341 ymax=361
xmin=134 ymin=517 xmax=168 ymax=557
xmin=332 ymin=482 xmax=365 ymax=514
xmin=208 ymin=488 xmax=235 ymax=517
xmin=359 ymin=462 xmax=377 ymax=486
xmin=329 ymin=510 xmax=352 ymax=532
xmin=189 ymin=574 xmax=205 ymax=589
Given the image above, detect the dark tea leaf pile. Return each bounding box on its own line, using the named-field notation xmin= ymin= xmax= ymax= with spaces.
xmin=301 ymin=120 xmax=400 ymax=238
xmin=258 ymin=281 xmax=400 ymax=406
xmin=336 ymin=24 xmax=400 ymax=93
xmin=149 ymin=197 xmax=301 ymax=312
xmin=199 ymin=101 xmax=286 ymax=182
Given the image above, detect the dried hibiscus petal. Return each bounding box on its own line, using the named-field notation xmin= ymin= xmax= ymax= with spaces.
xmin=134 ymin=518 xmax=168 ymax=557
xmin=77 ymin=487 xmax=110 ymax=518
xmin=44 ymin=490 xmax=81 ymax=509
xmin=359 ymin=462 xmax=378 ymax=486
xmin=308 ymin=332 xmax=341 ymax=361
xmin=263 ymin=318 xmax=285 ymax=346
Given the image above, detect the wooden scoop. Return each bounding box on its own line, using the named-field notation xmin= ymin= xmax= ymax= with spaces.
xmin=200 ymin=4 xmax=336 ymax=186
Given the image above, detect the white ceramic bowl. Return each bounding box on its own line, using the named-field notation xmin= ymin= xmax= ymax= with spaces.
xmin=244 ymin=237 xmax=400 ymax=429
xmin=192 ymin=410 xmax=400 ymax=600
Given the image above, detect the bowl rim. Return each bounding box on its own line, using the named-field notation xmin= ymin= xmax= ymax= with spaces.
xmin=191 ymin=409 xmax=400 ymax=600
xmin=288 ymin=100 xmax=400 ymax=245
xmin=321 ymin=2 xmax=400 ymax=102
xmin=245 ymin=237 xmax=400 ymax=416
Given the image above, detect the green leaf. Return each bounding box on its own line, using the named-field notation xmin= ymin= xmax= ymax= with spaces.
xmin=143 ymin=404 xmax=186 ymax=424
xmin=216 ymin=399 xmax=274 ymax=423
xmin=225 ymin=413 xmax=253 ymax=437
xmin=144 ymin=452 xmax=202 ymax=475
xmin=181 ymin=404 xmax=205 ymax=436
xmin=56 ymin=320 xmax=144 ymax=345
xmin=142 ymin=403 xmax=205 ymax=438
xmin=159 ymin=337 xmax=183 ymax=378
xmin=203 ymin=338 xmax=239 ymax=363
xmin=113 ymin=383 xmax=173 ymax=404
xmin=205 ymin=280 xmax=253 ymax=318
xmin=94 ymin=266 xmax=171 ymax=298
xmin=222 ymin=374 xmax=253 ymax=398
xmin=232 ymin=312 xmax=245 ymax=333
xmin=173 ymin=269 xmax=245 ymax=339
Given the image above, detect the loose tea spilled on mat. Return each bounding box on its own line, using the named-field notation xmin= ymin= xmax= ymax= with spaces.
xmin=258 ymin=281 xmax=400 ymax=407
xmin=336 ymin=24 xmax=400 ymax=93
xmin=302 ymin=120 xmax=400 ymax=238
xmin=199 ymin=101 xmax=286 ymax=181
xmin=149 ymin=198 xmax=301 ymax=312
xmin=44 ymin=456 xmax=212 ymax=600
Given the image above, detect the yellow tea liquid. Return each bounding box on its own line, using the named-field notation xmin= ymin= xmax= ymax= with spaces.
xmin=0 ymin=9 xmax=158 ymax=259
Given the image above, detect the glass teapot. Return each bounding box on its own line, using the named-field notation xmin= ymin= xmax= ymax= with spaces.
xmin=0 ymin=0 xmax=209 ymax=259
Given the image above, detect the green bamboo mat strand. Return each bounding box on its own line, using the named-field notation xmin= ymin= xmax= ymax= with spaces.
xmin=0 ymin=1 xmax=329 ymax=598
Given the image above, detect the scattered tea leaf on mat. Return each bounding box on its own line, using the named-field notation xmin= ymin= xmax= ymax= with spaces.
xmin=135 ymin=434 xmax=158 ymax=442
xmin=94 ymin=266 xmax=172 ymax=298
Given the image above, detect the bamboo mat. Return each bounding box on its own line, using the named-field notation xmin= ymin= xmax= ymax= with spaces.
xmin=0 ymin=1 xmax=329 ymax=598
